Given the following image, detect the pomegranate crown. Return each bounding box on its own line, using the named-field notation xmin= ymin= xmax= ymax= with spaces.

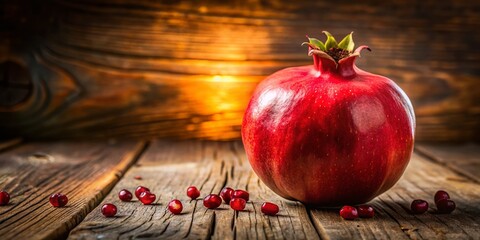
xmin=302 ymin=31 xmax=371 ymax=66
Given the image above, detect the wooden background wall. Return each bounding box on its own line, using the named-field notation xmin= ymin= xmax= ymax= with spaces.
xmin=1 ymin=0 xmax=479 ymax=141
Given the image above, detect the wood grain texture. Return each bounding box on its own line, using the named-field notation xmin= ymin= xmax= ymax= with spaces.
xmin=1 ymin=0 xmax=480 ymax=141
xmin=69 ymin=141 xmax=480 ymax=239
xmin=309 ymin=152 xmax=480 ymax=240
xmin=0 ymin=140 xmax=146 ymax=240
xmin=68 ymin=141 xmax=321 ymax=240
xmin=415 ymin=143 xmax=480 ymax=183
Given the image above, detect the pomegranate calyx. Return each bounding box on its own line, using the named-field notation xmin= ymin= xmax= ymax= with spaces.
xmin=304 ymin=32 xmax=360 ymax=65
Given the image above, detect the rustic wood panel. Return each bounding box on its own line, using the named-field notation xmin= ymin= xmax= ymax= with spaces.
xmin=68 ymin=141 xmax=320 ymax=240
xmin=415 ymin=143 xmax=480 ymax=183
xmin=1 ymin=0 xmax=480 ymax=141
xmin=69 ymin=141 xmax=480 ymax=239
xmin=0 ymin=140 xmax=146 ymax=239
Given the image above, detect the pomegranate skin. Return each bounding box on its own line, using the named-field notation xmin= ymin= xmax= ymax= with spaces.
xmin=241 ymin=48 xmax=415 ymax=207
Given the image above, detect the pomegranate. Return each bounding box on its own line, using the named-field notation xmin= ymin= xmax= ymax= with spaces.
xmin=357 ymin=205 xmax=375 ymax=218
xmin=101 ymin=203 xmax=117 ymax=217
xmin=434 ymin=190 xmax=450 ymax=204
xmin=261 ymin=202 xmax=279 ymax=216
xmin=0 ymin=191 xmax=10 ymax=206
xmin=220 ymin=187 xmax=234 ymax=203
xmin=230 ymin=198 xmax=247 ymax=211
xmin=168 ymin=199 xmax=183 ymax=215
xmin=49 ymin=193 xmax=68 ymax=207
xmin=340 ymin=205 xmax=358 ymax=220
xmin=411 ymin=199 xmax=429 ymax=214
xmin=203 ymin=194 xmax=222 ymax=209
xmin=242 ymin=32 xmax=415 ymax=206
xmin=187 ymin=186 xmax=201 ymax=200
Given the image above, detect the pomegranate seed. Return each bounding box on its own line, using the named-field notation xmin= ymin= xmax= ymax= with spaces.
xmin=0 ymin=191 xmax=10 ymax=206
xmin=135 ymin=186 xmax=150 ymax=199
xmin=187 ymin=186 xmax=200 ymax=200
xmin=261 ymin=202 xmax=279 ymax=216
xmin=232 ymin=189 xmax=249 ymax=201
xmin=357 ymin=205 xmax=375 ymax=218
xmin=230 ymin=198 xmax=246 ymax=211
xmin=220 ymin=187 xmax=234 ymax=204
xmin=101 ymin=203 xmax=117 ymax=217
xmin=118 ymin=189 xmax=133 ymax=202
xmin=203 ymin=194 xmax=222 ymax=209
xmin=411 ymin=199 xmax=429 ymax=214
xmin=168 ymin=199 xmax=183 ymax=215
xmin=139 ymin=191 xmax=156 ymax=205
xmin=49 ymin=193 xmax=68 ymax=207
xmin=436 ymin=199 xmax=456 ymax=214
xmin=134 ymin=176 xmax=142 ymax=180
xmin=434 ymin=190 xmax=450 ymax=204
xmin=340 ymin=206 xmax=358 ymax=220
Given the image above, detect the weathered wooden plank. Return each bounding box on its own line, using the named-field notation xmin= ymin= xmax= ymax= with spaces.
xmin=69 ymin=141 xmax=480 ymax=239
xmin=0 ymin=138 xmax=22 ymax=152
xmin=68 ymin=141 xmax=320 ymax=240
xmin=415 ymin=143 xmax=480 ymax=183
xmin=309 ymin=152 xmax=480 ymax=240
xmin=0 ymin=140 xmax=146 ymax=240
xmin=1 ymin=0 xmax=480 ymax=141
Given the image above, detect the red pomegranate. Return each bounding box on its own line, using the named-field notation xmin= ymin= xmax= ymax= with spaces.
xmin=242 ymin=32 xmax=415 ymax=206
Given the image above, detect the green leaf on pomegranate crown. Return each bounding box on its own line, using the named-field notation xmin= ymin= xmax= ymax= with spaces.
xmin=338 ymin=32 xmax=355 ymax=52
xmin=308 ymin=37 xmax=326 ymax=51
xmin=323 ymin=31 xmax=338 ymax=50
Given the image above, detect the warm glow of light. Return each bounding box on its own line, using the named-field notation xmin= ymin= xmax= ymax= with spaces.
xmin=211 ymin=75 xmax=238 ymax=83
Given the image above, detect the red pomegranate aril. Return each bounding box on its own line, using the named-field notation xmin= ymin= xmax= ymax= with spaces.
xmin=135 ymin=186 xmax=150 ymax=199
xmin=261 ymin=202 xmax=279 ymax=216
xmin=436 ymin=199 xmax=456 ymax=214
xmin=232 ymin=190 xmax=249 ymax=201
xmin=203 ymin=194 xmax=222 ymax=209
xmin=134 ymin=176 xmax=142 ymax=180
xmin=101 ymin=203 xmax=117 ymax=217
xmin=49 ymin=193 xmax=68 ymax=207
xmin=187 ymin=186 xmax=201 ymax=200
xmin=434 ymin=190 xmax=450 ymax=204
xmin=357 ymin=205 xmax=375 ymax=218
xmin=340 ymin=206 xmax=358 ymax=220
xmin=411 ymin=199 xmax=429 ymax=214
xmin=139 ymin=191 xmax=156 ymax=205
xmin=230 ymin=198 xmax=246 ymax=211
xmin=220 ymin=187 xmax=234 ymax=203
xmin=0 ymin=191 xmax=10 ymax=206
xmin=118 ymin=189 xmax=133 ymax=202
xmin=168 ymin=199 xmax=183 ymax=215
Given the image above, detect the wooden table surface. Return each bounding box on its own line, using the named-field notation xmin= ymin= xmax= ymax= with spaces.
xmin=0 ymin=139 xmax=479 ymax=240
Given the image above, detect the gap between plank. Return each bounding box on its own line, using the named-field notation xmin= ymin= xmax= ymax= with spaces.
xmin=65 ymin=140 xmax=151 ymax=238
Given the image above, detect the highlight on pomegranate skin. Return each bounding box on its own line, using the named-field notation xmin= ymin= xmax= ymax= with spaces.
xmin=242 ymin=31 xmax=415 ymax=206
